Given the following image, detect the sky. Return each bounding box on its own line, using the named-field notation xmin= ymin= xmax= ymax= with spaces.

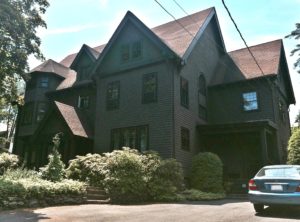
xmin=28 ymin=0 xmax=300 ymax=124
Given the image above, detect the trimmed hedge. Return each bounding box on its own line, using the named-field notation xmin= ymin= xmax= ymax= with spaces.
xmin=0 ymin=168 xmax=86 ymax=209
xmin=190 ymin=152 xmax=224 ymax=193
xmin=181 ymin=189 xmax=225 ymax=201
xmin=0 ymin=153 xmax=19 ymax=175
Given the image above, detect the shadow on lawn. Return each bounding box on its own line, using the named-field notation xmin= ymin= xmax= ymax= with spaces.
xmin=0 ymin=209 xmax=50 ymax=222
xmin=256 ymin=206 xmax=300 ymax=220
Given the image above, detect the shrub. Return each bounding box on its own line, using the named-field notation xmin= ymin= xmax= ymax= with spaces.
xmin=287 ymin=128 xmax=300 ymax=164
xmin=102 ymin=148 xmax=147 ymax=203
xmin=0 ymin=152 xmax=19 ymax=175
xmin=181 ymin=189 xmax=225 ymax=201
xmin=0 ymin=168 xmax=86 ymax=209
xmin=190 ymin=152 xmax=224 ymax=193
xmin=40 ymin=133 xmax=65 ymax=182
xmin=66 ymin=153 xmax=106 ymax=187
xmin=147 ymin=158 xmax=184 ymax=201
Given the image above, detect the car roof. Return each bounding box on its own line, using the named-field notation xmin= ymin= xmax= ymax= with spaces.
xmin=262 ymin=165 xmax=300 ymax=169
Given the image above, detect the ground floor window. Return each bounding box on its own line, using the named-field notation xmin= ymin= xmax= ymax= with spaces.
xmin=181 ymin=127 xmax=190 ymax=151
xmin=111 ymin=125 xmax=148 ymax=151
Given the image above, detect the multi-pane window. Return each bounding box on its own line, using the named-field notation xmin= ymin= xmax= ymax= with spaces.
xmin=242 ymin=92 xmax=258 ymax=111
xmin=78 ymin=95 xmax=89 ymax=109
xmin=36 ymin=102 xmax=47 ymax=122
xmin=198 ymin=74 xmax=207 ymax=120
xmin=181 ymin=127 xmax=190 ymax=151
xmin=142 ymin=73 xmax=157 ymax=103
xmin=21 ymin=102 xmax=34 ymax=125
xmin=106 ymin=81 xmax=120 ymax=110
xmin=132 ymin=41 xmax=142 ymax=59
xmin=39 ymin=77 xmax=49 ymax=88
xmin=180 ymin=77 xmax=189 ymax=108
xmin=121 ymin=40 xmax=142 ymax=62
xmin=121 ymin=44 xmax=130 ymax=62
xmin=111 ymin=125 xmax=148 ymax=151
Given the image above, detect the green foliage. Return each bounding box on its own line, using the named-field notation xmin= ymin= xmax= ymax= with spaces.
xmin=286 ymin=23 xmax=300 ymax=73
xmin=190 ymin=152 xmax=224 ymax=193
xmin=102 ymin=148 xmax=147 ymax=203
xmin=181 ymin=189 xmax=225 ymax=201
xmin=147 ymin=158 xmax=184 ymax=201
xmin=40 ymin=133 xmax=65 ymax=182
xmin=66 ymin=153 xmax=106 ymax=188
xmin=0 ymin=168 xmax=86 ymax=209
xmin=0 ymin=0 xmax=49 ymax=96
xmin=67 ymin=148 xmax=185 ymax=204
xmin=0 ymin=152 xmax=19 ymax=175
xmin=287 ymin=128 xmax=300 ymax=164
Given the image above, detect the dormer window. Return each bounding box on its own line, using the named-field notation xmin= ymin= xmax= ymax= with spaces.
xmin=78 ymin=95 xmax=89 ymax=109
xmin=39 ymin=77 xmax=49 ymax=88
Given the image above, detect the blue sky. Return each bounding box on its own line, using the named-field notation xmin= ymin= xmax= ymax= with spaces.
xmin=29 ymin=0 xmax=300 ymax=124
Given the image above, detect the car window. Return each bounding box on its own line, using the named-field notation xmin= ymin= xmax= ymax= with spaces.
xmin=257 ymin=167 xmax=300 ymax=177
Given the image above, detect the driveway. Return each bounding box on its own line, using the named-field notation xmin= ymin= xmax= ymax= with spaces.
xmin=1 ymin=199 xmax=300 ymax=222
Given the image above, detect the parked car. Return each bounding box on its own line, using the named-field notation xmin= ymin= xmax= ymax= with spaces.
xmin=248 ymin=165 xmax=300 ymax=213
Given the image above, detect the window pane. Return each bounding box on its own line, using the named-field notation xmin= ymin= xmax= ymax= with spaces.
xmin=121 ymin=44 xmax=130 ymax=62
xmin=139 ymin=126 xmax=148 ymax=152
xmin=181 ymin=127 xmax=190 ymax=151
xmin=143 ymin=73 xmax=157 ymax=103
xmin=180 ymin=77 xmax=189 ymax=108
xmin=132 ymin=41 xmax=142 ymax=58
xmin=78 ymin=96 xmax=89 ymax=109
xmin=243 ymin=92 xmax=258 ymax=111
xmin=107 ymin=81 xmax=120 ymax=110
xmin=39 ymin=77 xmax=49 ymax=88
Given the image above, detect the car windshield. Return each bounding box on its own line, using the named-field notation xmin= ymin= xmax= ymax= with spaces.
xmin=256 ymin=167 xmax=300 ymax=178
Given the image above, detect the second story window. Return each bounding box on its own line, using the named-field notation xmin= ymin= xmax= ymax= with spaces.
xmin=121 ymin=40 xmax=142 ymax=62
xmin=180 ymin=77 xmax=189 ymax=108
xmin=21 ymin=102 xmax=34 ymax=125
xmin=242 ymin=91 xmax=258 ymax=111
xmin=106 ymin=81 xmax=120 ymax=110
xmin=142 ymin=73 xmax=157 ymax=103
xmin=36 ymin=102 xmax=47 ymax=122
xmin=78 ymin=96 xmax=89 ymax=109
xmin=39 ymin=77 xmax=49 ymax=88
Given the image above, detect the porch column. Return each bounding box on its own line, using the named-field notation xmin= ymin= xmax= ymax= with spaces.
xmin=260 ymin=129 xmax=268 ymax=164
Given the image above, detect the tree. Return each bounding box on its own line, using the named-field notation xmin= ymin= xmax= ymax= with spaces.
xmin=286 ymin=23 xmax=300 ymax=73
xmin=0 ymin=0 xmax=49 ymax=96
xmin=287 ymin=128 xmax=300 ymax=165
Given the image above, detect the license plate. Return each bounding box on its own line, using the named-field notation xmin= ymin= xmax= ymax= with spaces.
xmin=271 ymin=185 xmax=283 ymax=191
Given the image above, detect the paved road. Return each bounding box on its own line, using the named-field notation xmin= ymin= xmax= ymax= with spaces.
xmin=1 ymin=199 xmax=300 ymax=222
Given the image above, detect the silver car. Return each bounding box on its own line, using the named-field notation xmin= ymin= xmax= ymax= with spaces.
xmin=248 ymin=165 xmax=300 ymax=213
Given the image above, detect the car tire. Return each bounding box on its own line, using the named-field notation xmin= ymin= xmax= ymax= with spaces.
xmin=253 ymin=204 xmax=264 ymax=213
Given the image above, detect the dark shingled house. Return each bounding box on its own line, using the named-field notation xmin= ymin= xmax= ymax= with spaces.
xmin=13 ymin=7 xmax=295 ymax=184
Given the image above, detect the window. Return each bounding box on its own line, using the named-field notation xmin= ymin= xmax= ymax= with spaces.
xmin=78 ymin=95 xmax=89 ymax=109
xmin=132 ymin=41 xmax=142 ymax=59
xmin=180 ymin=77 xmax=189 ymax=108
xmin=181 ymin=127 xmax=190 ymax=151
xmin=21 ymin=102 xmax=34 ymax=125
xmin=198 ymin=74 xmax=206 ymax=96
xmin=36 ymin=102 xmax=47 ymax=122
xmin=106 ymin=81 xmax=120 ymax=110
xmin=121 ymin=40 xmax=142 ymax=62
xmin=242 ymin=92 xmax=258 ymax=111
xmin=199 ymin=104 xmax=207 ymax=120
xmin=39 ymin=77 xmax=49 ymax=88
xmin=279 ymin=100 xmax=286 ymax=122
xmin=111 ymin=125 xmax=148 ymax=151
xmin=142 ymin=73 xmax=157 ymax=103
xmin=121 ymin=44 xmax=130 ymax=62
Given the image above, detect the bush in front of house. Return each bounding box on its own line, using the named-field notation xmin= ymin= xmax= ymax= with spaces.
xmin=190 ymin=152 xmax=224 ymax=193
xmin=287 ymin=128 xmax=300 ymax=164
xmin=181 ymin=189 xmax=225 ymax=201
xmin=66 ymin=153 xmax=106 ymax=188
xmin=0 ymin=152 xmax=19 ymax=175
xmin=0 ymin=168 xmax=86 ymax=209
xmin=102 ymin=148 xmax=148 ymax=203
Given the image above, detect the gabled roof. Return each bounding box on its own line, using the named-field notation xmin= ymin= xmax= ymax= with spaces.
xmin=70 ymin=44 xmax=99 ymax=70
xmin=55 ymin=101 xmax=93 ymax=138
xmin=30 ymin=59 xmax=75 ymax=78
xmin=229 ymin=39 xmax=282 ymax=79
xmin=60 ymin=44 xmax=106 ymax=67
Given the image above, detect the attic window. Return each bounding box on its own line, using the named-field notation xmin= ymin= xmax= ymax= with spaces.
xmin=121 ymin=44 xmax=130 ymax=62
xmin=132 ymin=41 xmax=142 ymax=59
xmin=121 ymin=41 xmax=142 ymax=62
xmin=78 ymin=95 xmax=89 ymax=109
xmin=242 ymin=92 xmax=258 ymax=111
xmin=39 ymin=77 xmax=49 ymax=88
